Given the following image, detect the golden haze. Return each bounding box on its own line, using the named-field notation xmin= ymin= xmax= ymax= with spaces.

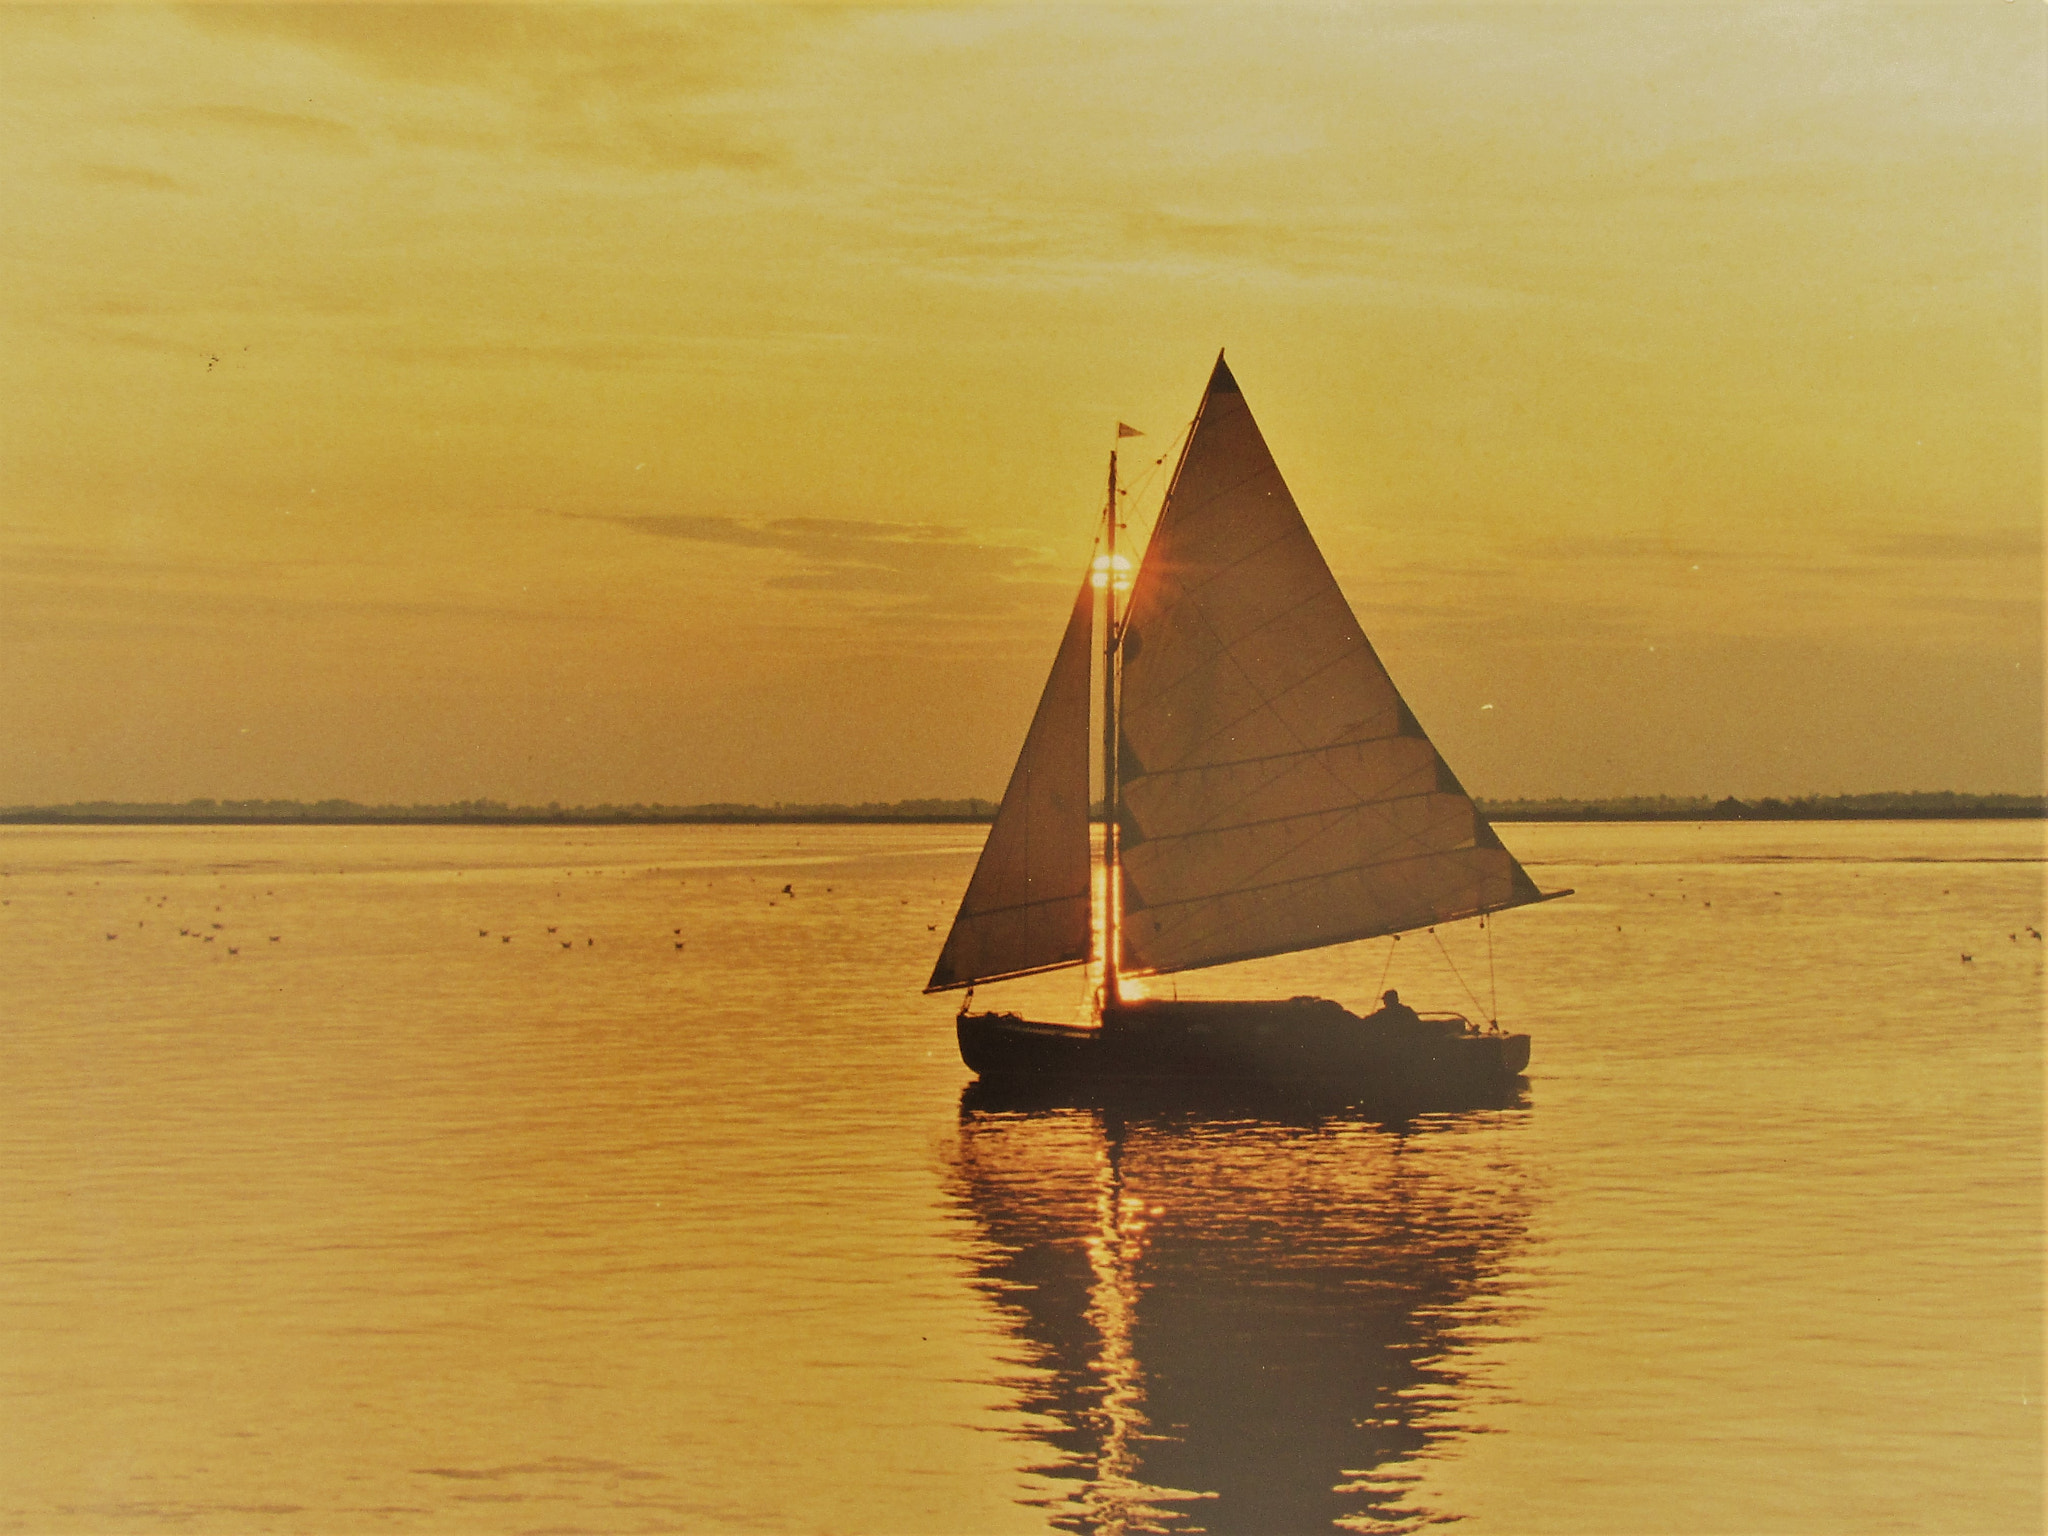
xmin=1 ymin=4 xmax=2039 ymax=805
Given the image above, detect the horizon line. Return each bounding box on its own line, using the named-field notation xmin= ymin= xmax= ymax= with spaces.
xmin=2 ymin=790 xmax=2042 ymax=827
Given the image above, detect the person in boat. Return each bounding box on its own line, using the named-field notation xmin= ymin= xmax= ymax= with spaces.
xmin=1367 ymin=989 xmax=1423 ymax=1029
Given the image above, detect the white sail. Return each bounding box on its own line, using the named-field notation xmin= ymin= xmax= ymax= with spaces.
xmin=1114 ymin=357 xmax=1547 ymax=976
xmin=926 ymin=573 xmax=1096 ymax=992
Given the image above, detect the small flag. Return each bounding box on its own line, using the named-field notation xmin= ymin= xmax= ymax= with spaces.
xmin=1117 ymin=422 xmax=1144 ymax=438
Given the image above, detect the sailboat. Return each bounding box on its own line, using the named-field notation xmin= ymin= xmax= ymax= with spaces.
xmin=926 ymin=354 xmax=1570 ymax=1089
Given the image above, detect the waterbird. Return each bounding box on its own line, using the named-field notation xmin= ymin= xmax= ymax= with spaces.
xmin=561 ymin=941 xmax=571 ymax=949
xmin=501 ymin=935 xmax=511 ymax=943
xmin=586 ymin=937 xmax=593 ymax=946
xmin=781 ymin=884 xmax=794 ymax=896
xmin=547 ymin=926 xmax=557 ymax=934
xmin=1961 ymin=952 xmax=1973 ymax=962
xmin=269 ymin=936 xmax=280 ymax=942
xmin=228 ymin=947 xmax=238 ymax=955
xmin=105 ymin=932 xmax=117 ymax=940
xmin=479 ymin=929 xmax=489 ymax=937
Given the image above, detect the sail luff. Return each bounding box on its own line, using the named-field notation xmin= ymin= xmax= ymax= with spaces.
xmin=925 ymin=571 xmax=1096 ymax=994
xmin=1113 ymin=357 xmax=1554 ymax=977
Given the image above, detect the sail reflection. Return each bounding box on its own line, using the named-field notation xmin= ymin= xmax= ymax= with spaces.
xmin=946 ymin=1089 xmax=1533 ymax=1534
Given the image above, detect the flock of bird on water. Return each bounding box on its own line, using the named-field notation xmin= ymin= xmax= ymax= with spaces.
xmin=11 ymin=869 xmax=2043 ymax=970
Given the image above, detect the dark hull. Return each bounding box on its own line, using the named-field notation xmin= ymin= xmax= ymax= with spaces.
xmin=957 ymin=995 xmax=1529 ymax=1097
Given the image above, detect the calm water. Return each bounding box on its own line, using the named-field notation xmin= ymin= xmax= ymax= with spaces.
xmin=0 ymin=821 xmax=2039 ymax=1534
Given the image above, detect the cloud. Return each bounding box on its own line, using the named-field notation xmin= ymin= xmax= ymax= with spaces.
xmin=860 ymin=186 xmax=1534 ymax=300
xmin=351 ymin=336 xmax=681 ymax=371
xmin=152 ymin=104 xmax=364 ymax=152
xmin=1336 ymin=517 xmax=2045 ymax=653
xmin=74 ymin=163 xmax=186 ymax=193
xmin=183 ymin=7 xmax=833 ymax=174
xmin=0 ymin=540 xmax=594 ymax=636
xmin=573 ymin=511 xmax=1068 ymax=615
xmin=1863 ymin=528 xmax=2044 ymax=564
xmin=186 ymin=6 xmax=771 ymax=89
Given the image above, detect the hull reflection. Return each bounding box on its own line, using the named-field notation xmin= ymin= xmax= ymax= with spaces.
xmin=959 ymin=1074 xmax=1529 ymax=1122
xmin=946 ymin=1092 xmax=1533 ymax=1533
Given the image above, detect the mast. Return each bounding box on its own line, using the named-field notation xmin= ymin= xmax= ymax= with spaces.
xmin=1101 ymin=446 xmax=1121 ymax=1011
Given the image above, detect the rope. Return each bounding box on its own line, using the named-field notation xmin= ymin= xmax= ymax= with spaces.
xmin=1429 ymin=926 xmax=1490 ymax=1022
xmin=1113 ymin=418 xmax=1193 ymax=552
xmin=1375 ymin=933 xmax=1399 ymax=998
xmin=1484 ymin=913 xmax=1498 ymax=1025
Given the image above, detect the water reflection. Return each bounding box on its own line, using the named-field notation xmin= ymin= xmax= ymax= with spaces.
xmin=946 ymin=1086 xmax=1534 ymax=1534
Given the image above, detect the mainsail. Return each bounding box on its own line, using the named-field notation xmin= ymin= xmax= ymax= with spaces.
xmin=1114 ymin=356 xmax=1547 ymax=976
xmin=926 ymin=573 xmax=1095 ymax=992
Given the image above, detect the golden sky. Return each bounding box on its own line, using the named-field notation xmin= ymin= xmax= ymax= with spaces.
xmin=2 ymin=3 xmax=2040 ymax=805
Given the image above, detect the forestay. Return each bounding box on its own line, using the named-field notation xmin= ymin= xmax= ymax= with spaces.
xmin=1114 ymin=357 xmax=1546 ymax=976
xmin=926 ymin=574 xmax=1096 ymax=992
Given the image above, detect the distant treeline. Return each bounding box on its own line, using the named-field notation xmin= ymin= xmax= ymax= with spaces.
xmin=0 ymin=797 xmax=1000 ymax=825
xmin=1477 ymin=792 xmax=2045 ymax=821
xmin=0 ymin=792 xmax=2040 ymax=825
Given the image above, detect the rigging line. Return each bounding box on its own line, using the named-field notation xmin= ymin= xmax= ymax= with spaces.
xmin=1376 ymin=933 xmax=1399 ymax=998
xmin=1430 ymin=926 xmax=1489 ymax=1021
xmin=1125 ymin=405 xmax=1206 ymax=574
xmin=1486 ymin=911 xmax=1499 ymax=1025
xmin=1113 ymin=419 xmax=1189 ymax=527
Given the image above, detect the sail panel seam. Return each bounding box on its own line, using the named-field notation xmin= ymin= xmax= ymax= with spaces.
xmin=1125 ymin=813 xmax=1479 ymax=955
xmin=1122 ymin=532 xmax=1328 ymax=799
xmin=951 ymin=889 xmax=1093 ymax=919
xmin=1130 ymin=839 xmax=1500 ymax=918
xmin=1125 ymin=892 xmax=1557 ymax=980
xmin=1121 ymin=782 xmax=1454 ymax=848
xmin=1121 ymin=528 xmax=1340 ymax=711
xmin=1121 ymin=733 xmax=1420 ymax=783
xmin=924 ymin=955 xmax=1088 ymax=994
xmin=1156 ymin=458 xmax=1282 ymax=534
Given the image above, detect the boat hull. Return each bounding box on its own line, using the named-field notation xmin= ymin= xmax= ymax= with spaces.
xmin=957 ymin=995 xmax=1530 ymax=1093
